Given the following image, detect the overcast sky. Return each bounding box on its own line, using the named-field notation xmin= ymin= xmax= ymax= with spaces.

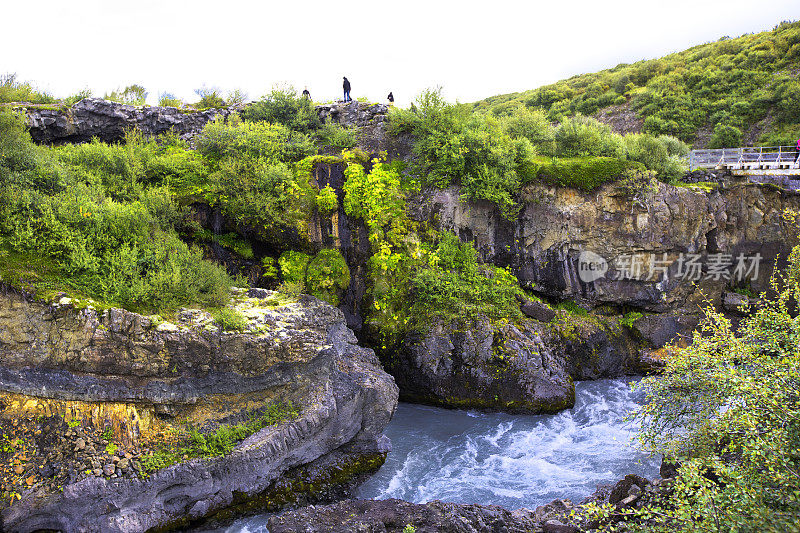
xmin=2 ymin=0 xmax=799 ymax=107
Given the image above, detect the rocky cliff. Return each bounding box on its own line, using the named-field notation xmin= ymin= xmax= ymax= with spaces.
xmin=21 ymin=98 xmax=235 ymax=144
xmin=0 ymin=287 xmax=398 ymax=532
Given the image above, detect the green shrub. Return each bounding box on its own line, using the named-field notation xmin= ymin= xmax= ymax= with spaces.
xmin=197 ymin=118 xmax=316 ymax=165
xmin=315 ymin=120 xmax=359 ymax=149
xmin=158 ymin=93 xmax=183 ymax=107
xmin=278 ymin=250 xmax=311 ymax=284
xmin=64 ymin=89 xmax=92 ymax=106
xmin=624 ymin=249 xmax=800 ymax=532
xmin=554 ymin=116 xmax=626 ymax=158
xmin=411 ymin=233 xmax=523 ymax=326
xmin=104 ymin=84 xmax=147 ymax=106
xmin=240 ymin=86 xmax=321 ymax=133
xmin=213 ymin=307 xmax=249 ymax=331
xmin=534 ymin=156 xmax=644 ymax=190
xmin=500 ymin=107 xmax=555 ymax=155
xmin=315 ymin=185 xmax=338 ymax=214
xmin=305 ymin=249 xmax=350 ymax=305
xmin=0 ymin=73 xmax=56 ymax=104
xmin=709 ymin=123 xmax=743 ymax=148
xmin=194 ymin=86 xmax=226 ymax=109
xmin=615 ymin=168 xmax=659 ymax=200
xmin=390 ymin=88 xmax=537 ymax=220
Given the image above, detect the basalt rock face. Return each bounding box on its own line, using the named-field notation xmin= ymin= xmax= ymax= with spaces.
xmin=392 ymin=318 xmax=575 ymax=413
xmin=23 ymin=98 xmax=234 ymax=144
xmin=411 ymin=180 xmax=800 ymax=345
xmin=0 ymin=288 xmax=398 ymax=532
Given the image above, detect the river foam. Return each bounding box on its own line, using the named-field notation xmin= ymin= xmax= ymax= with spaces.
xmin=204 ymin=378 xmax=658 ymax=532
xmin=355 ymin=377 xmax=659 ymax=508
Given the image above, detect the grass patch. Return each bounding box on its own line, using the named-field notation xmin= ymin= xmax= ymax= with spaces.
xmin=139 ymin=402 xmax=298 ymax=475
xmin=556 ymin=300 xmax=589 ymax=316
xmin=670 ymin=180 xmax=718 ymax=193
xmin=212 ymin=307 xmax=249 ymax=331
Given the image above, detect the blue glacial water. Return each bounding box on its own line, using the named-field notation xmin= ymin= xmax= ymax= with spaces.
xmin=204 ymin=377 xmax=659 ymax=532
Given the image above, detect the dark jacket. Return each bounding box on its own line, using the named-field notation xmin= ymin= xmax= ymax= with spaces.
xmin=343 ymin=78 xmax=351 ymax=92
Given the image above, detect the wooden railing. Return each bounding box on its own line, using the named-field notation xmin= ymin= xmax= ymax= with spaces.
xmin=689 ymin=146 xmax=799 ymax=170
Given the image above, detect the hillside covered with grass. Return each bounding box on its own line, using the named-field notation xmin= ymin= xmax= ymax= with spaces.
xmin=475 ymin=20 xmax=800 ymax=148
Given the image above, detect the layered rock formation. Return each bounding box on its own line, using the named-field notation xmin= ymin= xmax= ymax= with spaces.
xmin=413 ymin=180 xmax=800 ymax=343
xmin=0 ymin=287 xmax=397 ymax=532
xmin=22 ymin=98 xmax=235 ymax=144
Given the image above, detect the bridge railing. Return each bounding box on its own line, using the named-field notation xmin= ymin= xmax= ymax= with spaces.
xmin=689 ymin=146 xmax=799 ymax=170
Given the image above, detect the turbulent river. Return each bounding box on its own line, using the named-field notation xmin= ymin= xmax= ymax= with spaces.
xmin=208 ymin=378 xmax=660 ymax=532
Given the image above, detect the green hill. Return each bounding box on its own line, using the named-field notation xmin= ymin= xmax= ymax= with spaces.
xmin=474 ymin=20 xmax=800 ymax=148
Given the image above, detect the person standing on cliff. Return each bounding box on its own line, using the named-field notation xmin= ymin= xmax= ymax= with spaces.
xmin=343 ymin=77 xmax=351 ymax=103
xmin=302 ymin=87 xmax=311 ymax=100
xmin=387 ymin=91 xmax=394 ymax=104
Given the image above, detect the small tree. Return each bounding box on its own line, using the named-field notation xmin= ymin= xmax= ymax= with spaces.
xmin=625 ymin=248 xmax=800 ymax=532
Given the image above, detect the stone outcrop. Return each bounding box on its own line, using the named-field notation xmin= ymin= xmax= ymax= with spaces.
xmin=411 ymin=180 xmax=800 ymax=344
xmin=21 ymin=98 xmax=235 ymax=144
xmin=265 ymin=497 xmax=541 ymax=533
xmin=392 ymin=318 xmax=575 ymax=413
xmin=0 ymin=287 xmax=398 ymax=532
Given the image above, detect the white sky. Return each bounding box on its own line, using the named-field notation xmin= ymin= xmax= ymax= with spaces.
xmin=2 ymin=0 xmax=798 ymax=107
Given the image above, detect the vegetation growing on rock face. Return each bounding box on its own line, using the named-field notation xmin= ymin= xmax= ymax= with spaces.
xmin=388 ymin=89 xmax=688 ymax=209
xmin=341 ymin=152 xmax=524 ymax=345
xmin=306 ymin=249 xmax=350 ymax=305
xmin=139 ymin=402 xmax=299 ymax=475
xmin=581 ymin=248 xmax=800 ymax=531
xmin=0 ymin=108 xmax=232 ymax=313
xmin=475 ymin=20 xmax=800 ymax=145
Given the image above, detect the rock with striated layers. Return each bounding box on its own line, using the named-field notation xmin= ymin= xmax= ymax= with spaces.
xmin=0 ymin=288 xmax=398 ymax=532
xmin=22 ymin=98 xmax=235 ymax=144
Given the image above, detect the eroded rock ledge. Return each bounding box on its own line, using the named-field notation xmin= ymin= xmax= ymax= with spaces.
xmin=0 ymin=287 xmax=398 ymax=532
xmin=21 ymin=98 xmax=235 ymax=144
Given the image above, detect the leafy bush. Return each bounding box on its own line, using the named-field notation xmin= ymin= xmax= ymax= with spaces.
xmin=0 ymin=108 xmax=233 ymax=313
xmin=240 ymin=86 xmax=321 ymax=133
xmin=197 ymin=118 xmax=315 ymax=165
xmin=500 ymin=107 xmax=556 ymax=155
xmin=315 ymin=185 xmax=338 ymax=214
xmin=0 ymin=73 xmax=56 ymax=104
xmin=305 ymin=249 xmax=350 ymax=305
xmin=534 ymin=156 xmax=643 ymax=190
xmin=625 ymin=251 xmax=800 ymax=532
xmin=554 ymin=116 xmax=625 ymax=158
xmin=389 ymin=88 xmax=537 ymax=219
xmin=315 ymin=120 xmax=359 ymax=149
xmin=104 ymin=85 xmax=147 ymax=106
xmin=278 ymin=250 xmax=311 ymax=284
xmin=194 ymin=86 xmax=226 ymax=109
xmin=709 ymin=122 xmax=743 ymax=148
xmin=158 ymin=93 xmax=183 ymax=107
xmin=411 ymin=233 xmax=523 ymax=325
xmin=64 ymin=89 xmax=92 ymax=106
